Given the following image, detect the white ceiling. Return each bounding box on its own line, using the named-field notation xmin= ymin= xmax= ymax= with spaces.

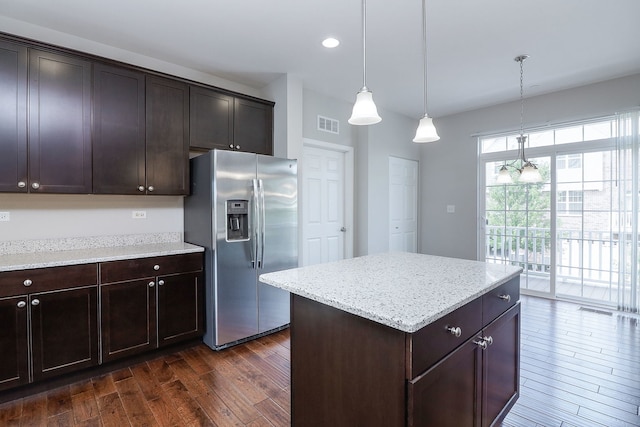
xmin=2 ymin=0 xmax=640 ymax=119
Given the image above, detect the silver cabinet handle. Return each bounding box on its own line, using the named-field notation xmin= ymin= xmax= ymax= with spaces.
xmin=138 ymin=185 xmax=145 ymax=192
xmin=473 ymin=338 xmax=488 ymax=350
xmin=446 ymin=326 xmax=462 ymax=338
xmin=23 ymin=279 xmax=32 ymax=287
xmin=148 ymin=281 xmax=155 ymax=288
xmin=229 ymin=144 xmax=234 ymax=149
xmin=158 ymin=280 xmax=165 ymax=286
xmin=18 ymin=181 xmax=26 ymax=188
xmin=31 ymin=299 xmax=40 ymax=306
xmin=482 ymin=336 xmax=494 ymax=346
xmin=153 ymin=265 xmax=160 ymax=271
xmin=499 ymin=294 xmax=511 ymax=302
xmin=147 ymin=186 xmax=154 ymax=192
xmin=235 ymin=145 xmax=240 ymax=150
xmin=31 ymin=182 xmax=40 ymax=189
xmin=17 ymin=301 xmax=27 ymax=308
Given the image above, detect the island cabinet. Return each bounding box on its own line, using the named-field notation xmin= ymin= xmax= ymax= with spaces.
xmin=189 ymin=85 xmax=274 ymax=156
xmin=0 ymin=264 xmax=98 ymax=392
xmin=290 ymin=275 xmax=520 ymax=427
xmin=99 ymin=253 xmax=203 ymax=363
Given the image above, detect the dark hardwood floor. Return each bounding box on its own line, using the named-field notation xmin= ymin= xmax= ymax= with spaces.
xmin=1 ymin=295 xmax=638 ymax=426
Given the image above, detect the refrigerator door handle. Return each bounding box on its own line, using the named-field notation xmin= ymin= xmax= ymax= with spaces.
xmin=258 ymin=179 xmax=266 ymax=269
xmin=251 ymin=179 xmax=259 ymax=269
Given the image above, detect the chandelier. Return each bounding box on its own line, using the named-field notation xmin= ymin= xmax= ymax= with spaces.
xmin=496 ymin=55 xmax=542 ymax=184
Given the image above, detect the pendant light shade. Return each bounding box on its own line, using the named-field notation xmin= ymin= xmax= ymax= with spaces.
xmin=413 ymin=0 xmax=439 ymax=143
xmin=349 ymin=0 xmax=381 ymax=126
xmin=349 ymin=88 xmax=381 ymax=125
xmin=518 ymin=161 xmax=542 ymax=183
xmin=413 ymin=115 xmax=439 ymax=143
xmin=496 ymin=165 xmax=513 ymax=184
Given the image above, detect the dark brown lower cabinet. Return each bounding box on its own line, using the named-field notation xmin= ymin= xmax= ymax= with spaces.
xmin=30 ymin=287 xmax=98 ymax=382
xmin=0 ymin=295 xmax=29 ymax=392
xmin=408 ymin=304 xmax=520 ymax=427
xmin=157 ymin=271 xmax=204 ymax=347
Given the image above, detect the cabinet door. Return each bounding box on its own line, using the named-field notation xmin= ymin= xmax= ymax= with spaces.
xmin=408 ymin=338 xmax=483 ymax=427
xmin=101 ymin=279 xmax=157 ymax=362
xmin=30 ymin=287 xmax=98 ymax=382
xmin=93 ymin=63 xmax=146 ymax=194
xmin=145 ymin=76 xmax=189 ymax=195
xmin=0 ymin=295 xmax=29 ymax=391
xmin=0 ymin=40 xmax=28 ymax=193
xmin=157 ymin=271 xmax=204 ymax=346
xmin=28 ymin=49 xmax=92 ymax=193
xmin=233 ymin=98 xmax=273 ymax=155
xmin=482 ymin=304 xmax=520 ymax=427
xmin=190 ymin=86 xmax=233 ymax=151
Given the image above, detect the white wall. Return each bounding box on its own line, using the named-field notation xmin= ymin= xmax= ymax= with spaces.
xmin=0 ymin=194 xmax=183 ymax=242
xmin=421 ymin=73 xmax=640 ymax=260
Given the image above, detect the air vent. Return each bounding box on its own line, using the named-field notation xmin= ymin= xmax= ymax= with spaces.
xmin=318 ymin=115 xmax=339 ymax=134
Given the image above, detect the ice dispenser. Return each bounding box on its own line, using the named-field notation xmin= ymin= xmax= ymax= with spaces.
xmin=226 ymin=200 xmax=249 ymax=241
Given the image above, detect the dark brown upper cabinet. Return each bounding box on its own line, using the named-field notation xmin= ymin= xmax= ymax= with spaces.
xmin=28 ymin=49 xmax=92 ymax=193
xmin=233 ymin=97 xmax=273 ymax=155
xmin=145 ymin=76 xmax=190 ymax=195
xmin=93 ymin=63 xmax=146 ymax=194
xmin=189 ymin=85 xmax=234 ymax=151
xmin=0 ymin=39 xmax=28 ymax=193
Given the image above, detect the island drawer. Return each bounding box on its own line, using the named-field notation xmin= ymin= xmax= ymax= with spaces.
xmin=408 ymin=296 xmax=482 ymax=378
xmin=482 ymin=275 xmax=519 ymax=325
xmin=0 ymin=264 xmax=98 ymax=297
xmin=99 ymin=253 xmax=202 ymax=283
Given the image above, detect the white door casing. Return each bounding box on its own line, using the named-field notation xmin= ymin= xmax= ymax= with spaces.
xmin=301 ymin=139 xmax=354 ymax=266
xmin=389 ymin=156 xmax=418 ymax=253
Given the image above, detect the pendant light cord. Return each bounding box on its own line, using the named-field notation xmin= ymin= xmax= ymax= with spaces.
xmin=362 ymin=0 xmax=367 ymax=90
xmin=422 ymin=0 xmax=428 ymax=115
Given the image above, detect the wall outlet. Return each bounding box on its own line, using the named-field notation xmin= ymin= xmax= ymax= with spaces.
xmin=0 ymin=212 xmax=9 ymax=222
xmin=132 ymin=210 xmax=147 ymax=219
xmin=446 ymin=205 xmax=456 ymax=214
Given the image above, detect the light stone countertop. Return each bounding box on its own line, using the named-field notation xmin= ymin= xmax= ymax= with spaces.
xmin=260 ymin=252 xmax=522 ymax=333
xmin=0 ymin=240 xmax=204 ymax=272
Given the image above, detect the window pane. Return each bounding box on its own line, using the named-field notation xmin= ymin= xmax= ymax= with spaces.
xmin=583 ymin=121 xmax=613 ymax=141
xmin=506 ymin=135 xmax=520 ymax=150
xmin=555 ymin=126 xmax=583 ymax=144
xmin=528 ymin=130 xmax=554 ymax=148
xmin=481 ymin=137 xmax=506 ymax=153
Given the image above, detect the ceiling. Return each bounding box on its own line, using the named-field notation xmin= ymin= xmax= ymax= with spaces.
xmin=2 ymin=0 xmax=640 ymax=119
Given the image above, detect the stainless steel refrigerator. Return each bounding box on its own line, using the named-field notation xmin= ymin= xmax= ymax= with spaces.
xmin=184 ymin=150 xmax=297 ymax=349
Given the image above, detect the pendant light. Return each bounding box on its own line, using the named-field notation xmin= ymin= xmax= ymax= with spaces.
xmin=348 ymin=0 xmax=381 ymax=125
xmin=413 ymin=0 xmax=439 ymax=143
xmin=496 ymin=55 xmax=542 ymax=184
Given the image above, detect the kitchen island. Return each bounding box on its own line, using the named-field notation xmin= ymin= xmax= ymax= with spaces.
xmin=260 ymin=252 xmax=522 ymax=427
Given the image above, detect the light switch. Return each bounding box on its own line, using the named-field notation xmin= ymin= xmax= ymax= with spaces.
xmin=446 ymin=205 xmax=455 ymax=214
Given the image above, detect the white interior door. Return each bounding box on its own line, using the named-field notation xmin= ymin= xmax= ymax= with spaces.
xmin=389 ymin=156 xmax=418 ymax=252
xmin=302 ymin=144 xmax=348 ymax=266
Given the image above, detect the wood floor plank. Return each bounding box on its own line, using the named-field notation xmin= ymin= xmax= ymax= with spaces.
xmin=46 ymin=410 xmax=74 ymax=427
xmin=254 ymin=397 xmax=290 ymax=427
xmin=114 ymin=376 xmax=157 ymax=426
xmin=199 ymin=370 xmax=261 ymax=424
xmin=18 ymin=392 xmax=47 ymax=426
xmin=91 ymin=374 xmax=117 ymax=399
xmin=130 ymin=362 xmax=162 ymax=401
xmin=162 ymin=379 xmax=214 ymax=426
xmin=146 ymin=358 xmax=177 ymax=386
xmin=70 ymin=389 xmax=100 ymax=423
xmin=46 ymin=386 xmax=72 ymax=417
xmin=0 ymin=399 xmax=22 ymax=424
xmin=146 ymin=394 xmax=185 ymax=427
xmin=96 ymin=392 xmax=130 ymax=427
xmin=211 ymin=357 xmax=269 ymax=405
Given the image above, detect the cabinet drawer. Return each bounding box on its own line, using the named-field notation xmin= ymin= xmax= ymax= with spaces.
xmin=408 ymin=297 xmax=482 ymax=379
xmin=99 ymin=252 xmax=202 ymax=284
xmin=0 ymin=264 xmax=97 ymax=297
xmin=482 ymin=276 xmax=519 ymax=325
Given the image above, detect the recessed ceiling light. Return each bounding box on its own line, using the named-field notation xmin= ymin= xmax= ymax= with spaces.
xmin=322 ymin=37 xmax=340 ymax=48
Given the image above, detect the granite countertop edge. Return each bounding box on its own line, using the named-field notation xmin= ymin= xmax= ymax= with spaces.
xmin=0 ymin=242 xmax=205 ymax=272
xmin=260 ymin=253 xmax=523 ymax=333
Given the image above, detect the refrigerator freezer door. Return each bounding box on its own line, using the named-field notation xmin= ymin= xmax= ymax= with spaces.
xmin=214 ymin=150 xmax=259 ymax=346
xmin=257 ymin=155 xmax=298 ymax=333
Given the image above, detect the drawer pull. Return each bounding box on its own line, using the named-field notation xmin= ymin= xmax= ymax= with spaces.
xmin=23 ymin=279 xmax=32 ymax=287
xmin=473 ymin=338 xmax=488 ymax=350
xmin=138 ymin=185 xmax=145 ymax=192
xmin=482 ymin=336 xmax=494 ymax=346
xmin=17 ymin=301 xmax=27 ymax=308
xmin=31 ymin=299 xmax=40 ymax=306
xmin=153 ymin=265 xmax=160 ymax=271
xmin=148 ymin=281 xmax=155 ymax=288
xmin=158 ymin=280 xmax=165 ymax=286
xmin=446 ymin=326 xmax=462 ymax=338
xmin=18 ymin=181 xmax=26 ymax=188
xmin=499 ymin=294 xmax=511 ymax=302
xmin=31 ymin=182 xmax=40 ymax=189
